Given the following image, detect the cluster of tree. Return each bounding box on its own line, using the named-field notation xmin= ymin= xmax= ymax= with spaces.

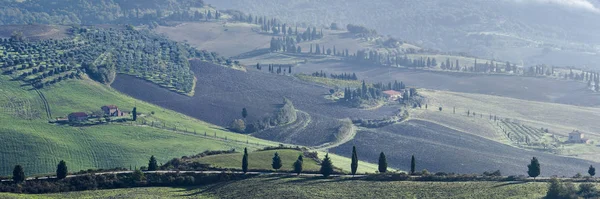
xmin=346 ymin=24 xmax=377 ymax=37
xmin=269 ymin=37 xmax=301 ymax=53
xmin=228 ymin=11 xmax=323 ymax=41
xmin=234 ymin=98 xmax=297 ymax=134
xmin=309 ymin=44 xmax=349 ymax=56
xmin=340 ymin=80 xmax=414 ymax=107
xmin=546 ymin=178 xmax=600 ymax=199
xmin=0 ymin=0 xmax=209 ymax=26
xmin=311 ymin=71 xmax=358 ymax=81
xmin=1 ymin=26 xmax=230 ymax=94
xmin=264 ymin=64 xmax=292 ymax=75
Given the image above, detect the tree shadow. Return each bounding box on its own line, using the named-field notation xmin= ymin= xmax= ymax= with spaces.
xmin=179 ymin=181 xmax=235 ymax=197
xmin=492 ymin=181 xmax=528 ymax=188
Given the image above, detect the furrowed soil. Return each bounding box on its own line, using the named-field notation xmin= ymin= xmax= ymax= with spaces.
xmin=330 ymin=120 xmax=597 ymax=176
xmin=112 ymin=61 xmax=399 ymax=146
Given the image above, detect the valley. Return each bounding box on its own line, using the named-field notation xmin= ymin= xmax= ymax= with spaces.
xmin=0 ymin=0 xmax=599 ymax=197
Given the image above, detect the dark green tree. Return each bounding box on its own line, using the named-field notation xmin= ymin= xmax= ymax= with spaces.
xmin=132 ymin=107 xmax=137 ymax=121
xmin=56 ymin=160 xmax=68 ymax=179
xmin=13 ymin=165 xmax=25 ymax=183
xmin=242 ymin=148 xmax=249 ymax=173
xmin=411 ymin=155 xmax=416 ymax=175
xmin=293 ymin=155 xmax=303 ymax=175
xmin=589 ymin=165 xmax=596 ymax=177
xmin=272 ymin=152 xmax=282 ymax=171
xmin=148 ymin=155 xmax=158 ymax=171
xmin=242 ymin=108 xmax=248 ymax=119
xmin=378 ymin=152 xmax=387 ymax=173
xmin=320 ymin=153 xmax=334 ymax=177
xmin=528 ymin=157 xmax=541 ymax=179
xmin=351 ymin=146 xmax=358 ymax=176
xmin=132 ymin=169 xmax=145 ymax=182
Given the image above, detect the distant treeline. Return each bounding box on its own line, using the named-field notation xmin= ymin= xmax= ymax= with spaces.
xmin=0 ymin=0 xmax=212 ymax=26
xmin=311 ymin=71 xmax=358 ymax=81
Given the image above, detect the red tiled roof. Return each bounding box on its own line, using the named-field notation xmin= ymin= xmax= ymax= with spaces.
xmin=69 ymin=112 xmax=88 ymax=117
xmin=383 ymin=90 xmax=402 ymax=96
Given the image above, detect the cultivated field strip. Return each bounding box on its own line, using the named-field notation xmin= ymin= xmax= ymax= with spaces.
xmin=330 ymin=120 xmax=596 ymax=175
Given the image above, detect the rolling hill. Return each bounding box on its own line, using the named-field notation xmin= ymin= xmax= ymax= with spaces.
xmin=208 ymin=0 xmax=600 ymax=67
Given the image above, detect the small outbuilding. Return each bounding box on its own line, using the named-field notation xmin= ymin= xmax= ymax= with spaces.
xmin=567 ymin=130 xmax=590 ymax=144
xmin=383 ymin=90 xmax=403 ymax=101
xmin=68 ymin=112 xmax=88 ymax=122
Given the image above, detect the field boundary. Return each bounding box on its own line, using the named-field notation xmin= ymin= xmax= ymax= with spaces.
xmin=34 ymin=89 xmax=51 ymax=119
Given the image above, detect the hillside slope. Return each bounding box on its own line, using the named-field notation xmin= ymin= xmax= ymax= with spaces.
xmin=0 ymin=74 xmax=278 ymax=176
xmin=209 ymin=0 xmax=600 ymax=67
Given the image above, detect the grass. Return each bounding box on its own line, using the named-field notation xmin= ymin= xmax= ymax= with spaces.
xmin=0 ymin=74 xmax=372 ymax=176
xmin=0 ymin=75 xmax=280 ymax=176
xmin=0 ymin=176 xmax=556 ymax=199
xmin=295 ymin=74 xmax=362 ymax=88
xmin=194 ymin=149 xmax=322 ymax=172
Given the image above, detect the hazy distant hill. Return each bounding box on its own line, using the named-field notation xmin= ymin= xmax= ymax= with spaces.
xmin=208 ymin=0 xmax=600 ymax=67
xmin=0 ymin=0 xmax=206 ymax=25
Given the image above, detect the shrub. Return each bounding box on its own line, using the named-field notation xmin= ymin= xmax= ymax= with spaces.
xmin=230 ymin=119 xmax=246 ymax=133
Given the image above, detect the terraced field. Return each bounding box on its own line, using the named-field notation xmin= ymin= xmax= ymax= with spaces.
xmin=330 ymin=120 xmax=597 ymax=176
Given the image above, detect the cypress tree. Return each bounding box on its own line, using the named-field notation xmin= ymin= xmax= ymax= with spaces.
xmin=378 ymin=152 xmax=387 ymax=173
xmin=13 ymin=165 xmax=25 ymax=183
xmin=272 ymin=152 xmax=282 ymax=171
xmin=242 ymin=108 xmax=248 ymax=119
xmin=589 ymin=165 xmax=596 ymax=177
xmin=527 ymin=157 xmax=540 ymax=179
xmin=411 ymin=155 xmax=416 ymax=175
xmin=351 ymin=146 xmax=358 ymax=176
xmin=148 ymin=155 xmax=158 ymax=171
xmin=56 ymin=160 xmax=68 ymax=179
xmin=293 ymin=155 xmax=303 ymax=175
xmin=242 ymin=148 xmax=249 ymax=173
xmin=132 ymin=107 xmax=137 ymax=121
xmin=320 ymin=153 xmax=334 ymax=177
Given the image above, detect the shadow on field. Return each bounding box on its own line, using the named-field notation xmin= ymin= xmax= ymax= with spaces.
xmin=284 ymin=176 xmax=356 ymax=184
xmin=492 ymin=181 xmax=528 ymax=188
xmin=179 ymin=181 xmax=235 ymax=196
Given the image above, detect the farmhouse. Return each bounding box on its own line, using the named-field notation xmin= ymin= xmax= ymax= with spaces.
xmin=101 ymin=105 xmax=126 ymax=117
xmin=383 ymin=90 xmax=403 ymax=101
xmin=567 ymin=130 xmax=590 ymax=144
xmin=68 ymin=112 xmax=88 ymax=122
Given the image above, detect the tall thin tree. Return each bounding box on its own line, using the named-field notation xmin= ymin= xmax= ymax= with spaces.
xmin=13 ymin=165 xmax=25 ymax=183
xmin=293 ymin=155 xmax=303 ymax=175
xmin=132 ymin=107 xmax=137 ymax=121
xmin=56 ymin=160 xmax=68 ymax=179
xmin=320 ymin=154 xmax=334 ymax=177
xmin=378 ymin=152 xmax=387 ymax=173
xmin=351 ymin=146 xmax=358 ymax=176
xmin=589 ymin=165 xmax=596 ymax=177
xmin=411 ymin=155 xmax=416 ymax=175
xmin=242 ymin=148 xmax=249 ymax=173
xmin=148 ymin=155 xmax=158 ymax=171
xmin=272 ymin=152 xmax=282 ymax=171
xmin=527 ymin=157 xmax=541 ymax=179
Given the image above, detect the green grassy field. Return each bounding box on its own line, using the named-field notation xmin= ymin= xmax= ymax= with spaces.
xmin=0 ymin=75 xmax=280 ymax=176
xmin=295 ymin=74 xmax=362 ymax=88
xmin=0 ymin=74 xmax=376 ymax=176
xmin=0 ymin=176 xmax=554 ymax=199
xmin=194 ymin=149 xmax=322 ymax=172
